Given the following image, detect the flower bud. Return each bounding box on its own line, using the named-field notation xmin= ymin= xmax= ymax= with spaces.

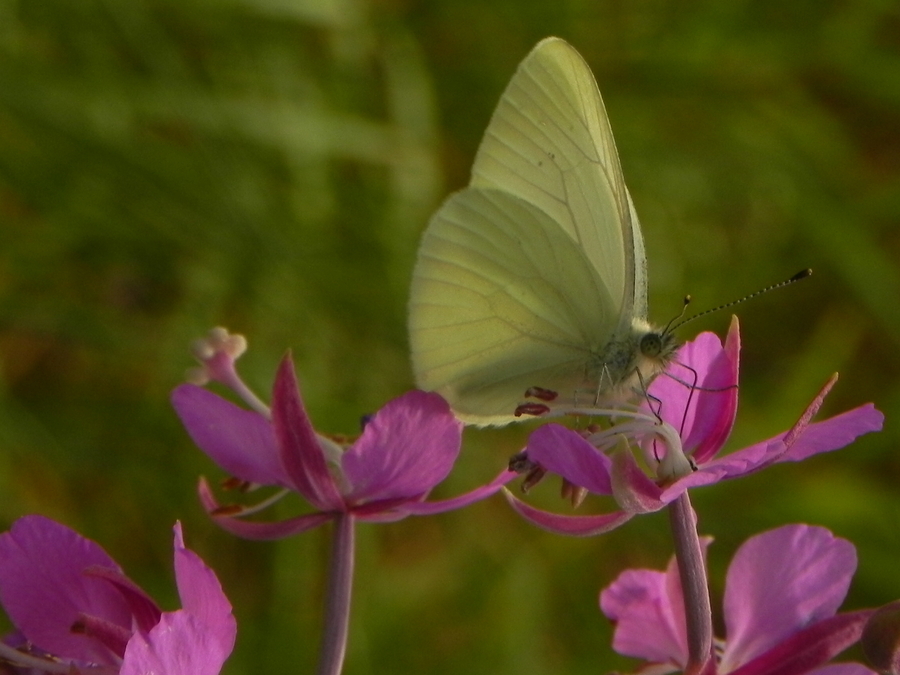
xmin=862 ymin=601 xmax=900 ymax=675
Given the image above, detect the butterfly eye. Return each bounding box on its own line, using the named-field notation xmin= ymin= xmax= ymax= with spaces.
xmin=640 ymin=333 xmax=663 ymax=358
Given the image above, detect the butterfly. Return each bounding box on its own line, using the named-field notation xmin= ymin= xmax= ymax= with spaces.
xmin=408 ymin=37 xmax=677 ymax=426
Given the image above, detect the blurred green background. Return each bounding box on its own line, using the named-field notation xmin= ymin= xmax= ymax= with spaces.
xmin=1 ymin=0 xmax=898 ymax=673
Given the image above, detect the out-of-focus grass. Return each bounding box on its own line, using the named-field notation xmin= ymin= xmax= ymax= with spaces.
xmin=1 ymin=1 xmax=898 ymax=673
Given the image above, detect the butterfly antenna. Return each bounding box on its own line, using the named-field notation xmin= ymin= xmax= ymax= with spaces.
xmin=661 ymin=295 xmax=692 ymax=337
xmin=672 ymin=268 xmax=812 ymax=331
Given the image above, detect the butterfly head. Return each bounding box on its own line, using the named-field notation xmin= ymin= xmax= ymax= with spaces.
xmin=625 ymin=321 xmax=681 ymax=399
xmin=639 ymin=328 xmax=679 ymax=364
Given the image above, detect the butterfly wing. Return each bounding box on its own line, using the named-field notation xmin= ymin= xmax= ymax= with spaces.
xmin=470 ymin=36 xmax=646 ymax=328
xmin=409 ymin=37 xmax=648 ymax=425
xmin=410 ymin=187 xmax=618 ymax=425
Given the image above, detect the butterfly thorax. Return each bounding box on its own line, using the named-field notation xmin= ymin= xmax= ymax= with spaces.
xmin=585 ymin=319 xmax=679 ymax=405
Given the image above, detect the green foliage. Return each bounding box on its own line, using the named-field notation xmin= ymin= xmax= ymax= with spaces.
xmin=1 ymin=0 xmax=898 ymax=673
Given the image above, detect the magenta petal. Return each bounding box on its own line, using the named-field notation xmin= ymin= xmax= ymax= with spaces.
xmin=172 ymin=384 xmax=284 ymax=486
xmin=341 ymin=391 xmax=462 ymax=503
xmin=780 ymin=404 xmax=884 ymax=463
xmin=504 ymin=490 xmax=632 ymax=536
xmin=728 ymin=611 xmax=872 ymax=675
xmin=83 ymin=565 xmax=161 ymax=634
xmin=0 ymin=515 xmax=134 ymax=665
xmin=661 ymin=403 xmax=884 ymax=501
xmin=809 ymin=664 xmax=878 ymax=675
xmin=198 ymin=478 xmax=334 ymax=539
xmin=401 ymin=468 xmax=518 ymax=515
xmin=600 ymin=565 xmax=688 ymax=666
xmin=172 ymin=524 xmax=236 ymax=657
xmin=211 ymin=512 xmax=334 ymax=540
xmin=687 ymin=318 xmax=740 ymax=462
xmin=353 ymin=499 xmax=417 ymax=522
xmin=611 ymin=450 xmax=666 ymax=513
xmin=121 ymin=612 xmax=231 ymax=675
xmin=649 ymin=324 xmax=735 ymax=419
xmin=649 ymin=331 xmax=722 ymax=418
xmin=68 ymin=612 xmax=132 ymax=659
xmin=272 ymin=355 xmax=344 ymax=510
xmin=525 ymin=425 xmax=614 ymax=494
xmin=662 ymin=437 xmax=786 ymax=498
xmin=721 ymin=525 xmax=857 ymax=671
xmin=647 ymin=322 xmax=740 ymax=464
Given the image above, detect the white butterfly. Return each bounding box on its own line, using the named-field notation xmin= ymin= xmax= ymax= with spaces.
xmin=409 ymin=37 xmax=677 ymax=426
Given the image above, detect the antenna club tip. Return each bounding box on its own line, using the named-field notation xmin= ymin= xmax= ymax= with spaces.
xmin=791 ymin=268 xmax=813 ymax=281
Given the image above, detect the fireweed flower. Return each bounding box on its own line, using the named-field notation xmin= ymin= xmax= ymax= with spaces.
xmin=507 ymin=318 xmax=884 ymax=536
xmin=172 ymin=329 xmax=514 ymax=675
xmin=600 ymin=524 xmax=876 ymax=675
xmin=0 ymin=515 xmax=235 ymax=675
xmin=171 ymin=328 xmax=514 ymax=540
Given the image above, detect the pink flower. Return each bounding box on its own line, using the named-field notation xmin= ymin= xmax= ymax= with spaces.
xmin=0 ymin=516 xmax=235 ymax=675
xmin=600 ymin=524 xmax=875 ymax=675
xmin=172 ymin=330 xmax=514 ymax=540
xmin=507 ymin=318 xmax=884 ymax=535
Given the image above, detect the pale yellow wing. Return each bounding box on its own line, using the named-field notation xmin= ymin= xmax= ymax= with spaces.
xmin=409 ymin=187 xmax=617 ymax=425
xmin=470 ymin=37 xmax=647 ymax=323
xmin=409 ymin=38 xmax=649 ymax=425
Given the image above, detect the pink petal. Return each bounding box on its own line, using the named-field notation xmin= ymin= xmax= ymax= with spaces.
xmin=341 ymin=391 xmax=462 ymax=503
xmin=728 ymin=611 xmax=872 ymax=675
xmin=721 ymin=525 xmax=857 ymax=671
xmin=504 ymin=490 xmax=632 ymax=536
xmin=120 ymin=612 xmax=232 ymax=675
xmin=272 ymin=355 xmax=344 ymax=510
xmin=0 ymin=515 xmax=135 ymax=665
xmin=524 ymin=425 xmax=614 ymax=495
xmin=353 ymin=501 xmax=417 ymax=522
xmin=659 ymin=403 xmax=883 ymax=502
xmin=648 ymin=321 xmax=739 ymax=464
xmin=198 ymin=478 xmax=334 ymax=539
xmin=809 ymin=664 xmax=878 ymax=675
xmin=780 ymin=404 xmax=883 ymax=462
xmin=210 ymin=512 xmax=336 ymax=540
xmin=648 ymin=325 xmax=730 ymax=417
xmin=400 ymin=468 xmax=518 ymax=516
xmin=659 ymin=438 xmax=785 ymax=497
xmin=83 ymin=565 xmax=161 ymax=634
xmin=172 ymin=384 xmax=284 ymax=486
xmin=600 ymin=564 xmax=688 ymax=665
xmin=610 ymin=450 xmax=666 ymax=513
xmin=687 ymin=318 xmax=740 ymax=463
xmin=172 ymin=524 xmax=236 ymax=657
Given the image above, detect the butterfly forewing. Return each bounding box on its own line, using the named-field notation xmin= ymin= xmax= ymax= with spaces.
xmin=469 ymin=37 xmax=643 ymax=330
xmin=410 ymin=188 xmax=619 ymax=424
